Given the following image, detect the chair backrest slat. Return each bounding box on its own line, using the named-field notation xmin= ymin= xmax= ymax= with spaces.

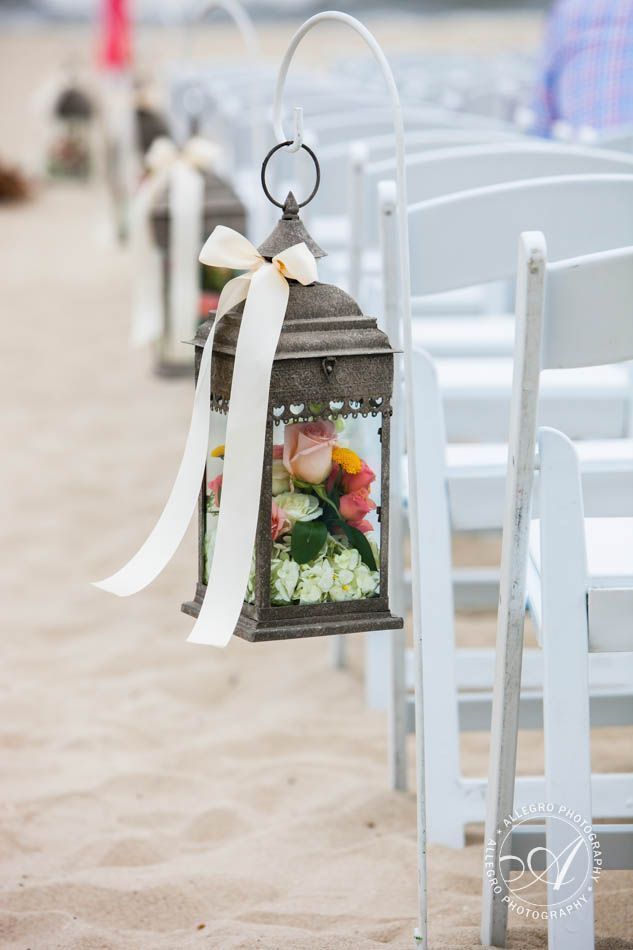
xmin=544 ymin=246 xmax=633 ymax=369
xmin=407 ymin=174 xmax=633 ymax=296
xmin=362 ymin=143 xmax=633 ymax=248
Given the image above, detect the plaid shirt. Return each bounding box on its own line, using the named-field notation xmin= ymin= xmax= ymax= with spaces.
xmin=533 ymin=0 xmax=633 ymax=134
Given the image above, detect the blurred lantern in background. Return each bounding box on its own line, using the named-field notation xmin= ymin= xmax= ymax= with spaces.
xmin=182 ymin=145 xmax=402 ymax=641
xmin=134 ymin=75 xmax=170 ymax=160
xmin=47 ymin=84 xmax=94 ymax=180
xmin=132 ymin=136 xmax=246 ymax=376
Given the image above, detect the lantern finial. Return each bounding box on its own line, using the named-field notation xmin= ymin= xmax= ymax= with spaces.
xmin=282 ymin=191 xmax=299 ymax=217
xmin=257 ymin=191 xmax=327 ymax=261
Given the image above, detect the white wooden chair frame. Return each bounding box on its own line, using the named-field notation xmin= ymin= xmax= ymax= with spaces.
xmin=376 ymin=178 xmax=633 ymax=839
xmin=523 ymin=425 xmax=633 ymax=949
xmin=481 ymin=236 xmax=633 ymax=947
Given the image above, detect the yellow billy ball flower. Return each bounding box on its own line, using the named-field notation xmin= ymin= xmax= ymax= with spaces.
xmin=331 ymin=446 xmax=363 ymax=475
xmin=210 ymin=444 xmax=225 ymax=459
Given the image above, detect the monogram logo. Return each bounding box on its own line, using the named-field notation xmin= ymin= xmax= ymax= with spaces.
xmin=484 ymin=802 xmax=602 ymax=920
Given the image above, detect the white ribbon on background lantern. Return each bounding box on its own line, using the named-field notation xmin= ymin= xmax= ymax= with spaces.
xmin=95 ymin=225 xmax=318 ymax=648
xmin=130 ymin=136 xmax=221 ymax=354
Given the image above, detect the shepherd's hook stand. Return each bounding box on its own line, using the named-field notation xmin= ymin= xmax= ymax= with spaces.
xmin=272 ymin=13 xmax=428 ymax=947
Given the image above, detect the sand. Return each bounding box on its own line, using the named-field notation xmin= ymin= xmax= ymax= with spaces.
xmin=1 ymin=15 xmax=632 ymax=950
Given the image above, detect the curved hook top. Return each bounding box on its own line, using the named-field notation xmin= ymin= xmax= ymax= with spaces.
xmin=272 ymin=11 xmax=402 ymax=149
xmin=183 ymin=0 xmax=260 ymax=62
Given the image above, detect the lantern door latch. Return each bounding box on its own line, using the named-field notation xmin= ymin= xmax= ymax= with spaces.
xmin=321 ymin=356 xmax=336 ymax=379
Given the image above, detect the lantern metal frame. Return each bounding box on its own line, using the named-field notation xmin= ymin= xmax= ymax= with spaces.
xmin=182 ymin=176 xmax=403 ymax=641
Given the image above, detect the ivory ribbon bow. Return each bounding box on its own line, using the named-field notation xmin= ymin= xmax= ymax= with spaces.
xmin=95 ymin=225 xmax=318 ymax=648
xmin=130 ymin=135 xmax=221 ymax=351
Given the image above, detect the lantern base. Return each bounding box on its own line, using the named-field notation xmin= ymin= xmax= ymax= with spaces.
xmin=181 ymin=594 xmax=403 ymax=642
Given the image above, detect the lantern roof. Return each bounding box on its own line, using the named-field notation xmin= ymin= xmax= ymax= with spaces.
xmin=55 ymin=85 xmax=93 ymax=119
xmin=257 ymin=192 xmax=326 ymax=260
xmin=195 ymin=199 xmax=397 ymax=363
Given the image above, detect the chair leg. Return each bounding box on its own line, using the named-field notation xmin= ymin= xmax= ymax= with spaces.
xmin=388 ymin=626 xmax=407 ymax=791
xmin=330 ymin=635 xmax=347 ymax=670
xmin=365 ymin=629 xmax=390 ymax=709
xmin=480 ymin=233 xmax=547 ymax=947
xmin=539 ymin=427 xmax=594 ymax=949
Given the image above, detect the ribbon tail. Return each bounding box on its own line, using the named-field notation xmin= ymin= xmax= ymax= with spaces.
xmin=188 ymin=264 xmax=289 ymax=647
xmin=129 ymin=170 xmax=169 ymax=346
xmin=94 ymin=316 xmax=218 ymax=596
xmin=166 ymin=160 xmax=204 ymax=360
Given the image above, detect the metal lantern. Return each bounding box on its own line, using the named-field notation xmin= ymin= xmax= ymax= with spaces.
xmin=135 ymin=105 xmax=170 ymax=158
xmin=48 ymin=85 xmax=93 ymax=180
xmin=183 ymin=148 xmax=403 ymax=642
xmin=150 ymin=170 xmax=247 ymax=377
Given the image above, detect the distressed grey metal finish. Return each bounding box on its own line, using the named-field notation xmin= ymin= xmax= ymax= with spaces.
xmin=182 ymin=194 xmax=403 ymax=641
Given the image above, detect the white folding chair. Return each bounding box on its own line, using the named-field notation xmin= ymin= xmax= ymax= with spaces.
xmin=518 ymin=425 xmax=633 ymax=949
xmin=481 ymin=236 xmax=633 ymax=947
xmin=372 ymin=178 xmax=633 ymax=829
xmin=396 ymin=346 xmax=633 ymax=849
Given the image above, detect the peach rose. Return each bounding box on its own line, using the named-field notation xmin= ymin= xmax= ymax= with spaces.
xmin=339 ymin=487 xmax=376 ymax=528
xmin=272 ymin=444 xmax=284 ymax=460
xmin=326 ymin=459 xmax=376 ymax=494
xmin=271 ymin=500 xmax=291 ymax=541
xmin=283 ymin=419 xmax=337 ymax=484
xmin=341 ymin=459 xmax=375 ymax=493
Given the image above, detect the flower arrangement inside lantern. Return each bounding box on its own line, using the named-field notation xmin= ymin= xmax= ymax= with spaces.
xmin=47 ymin=85 xmax=94 ymax=180
xmin=205 ymin=413 xmax=384 ymax=609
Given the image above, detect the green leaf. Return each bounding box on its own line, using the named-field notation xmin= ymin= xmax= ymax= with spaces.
xmin=290 ymin=519 xmax=328 ymax=565
xmin=312 ymin=483 xmax=340 ymax=516
xmin=341 ymin=523 xmax=378 ymax=571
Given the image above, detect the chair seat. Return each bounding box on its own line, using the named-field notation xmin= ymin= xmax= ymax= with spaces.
xmin=412 ymin=316 xmax=515 ymax=357
xmin=401 ymin=440 xmax=633 ymax=530
xmin=529 ymin=517 xmax=633 ymax=588
xmin=437 ymin=358 xmax=631 ymax=440
xmin=529 ymin=517 xmax=633 ymax=653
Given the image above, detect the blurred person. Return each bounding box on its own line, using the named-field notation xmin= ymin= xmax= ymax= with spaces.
xmin=533 ymin=0 xmax=633 ymax=136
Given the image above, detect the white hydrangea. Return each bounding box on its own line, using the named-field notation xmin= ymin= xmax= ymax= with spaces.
xmin=274 ymin=491 xmax=322 ymax=525
xmin=207 ymin=516 xmax=379 ymax=607
xmin=272 ymin=557 xmax=300 ymax=603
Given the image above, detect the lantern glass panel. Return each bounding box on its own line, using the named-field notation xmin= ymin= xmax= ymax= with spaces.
xmin=48 ymin=117 xmax=91 ymax=179
xmin=267 ymin=412 xmax=383 ymax=608
xmin=203 ymin=408 xmax=228 ymax=587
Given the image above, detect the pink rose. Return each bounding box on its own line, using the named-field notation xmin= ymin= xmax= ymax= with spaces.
xmin=339 ymin=487 xmax=376 ymax=526
xmin=272 ymin=444 xmax=284 ymax=460
xmin=271 ymin=500 xmax=291 ymax=541
xmin=341 ymin=460 xmax=375 ymax=494
xmin=208 ymin=474 xmax=223 ymax=506
xmin=283 ymin=419 xmax=337 ymax=484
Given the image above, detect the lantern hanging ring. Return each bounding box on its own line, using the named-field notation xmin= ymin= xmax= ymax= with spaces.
xmin=260 ymin=140 xmax=320 ymax=209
